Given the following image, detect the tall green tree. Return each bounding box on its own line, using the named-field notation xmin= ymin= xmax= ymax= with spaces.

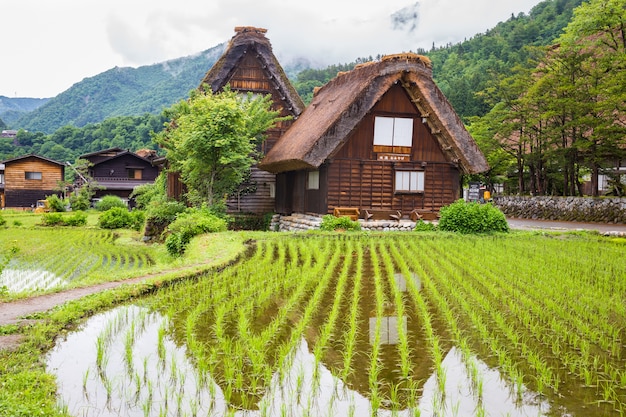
xmin=156 ymin=88 xmax=281 ymax=207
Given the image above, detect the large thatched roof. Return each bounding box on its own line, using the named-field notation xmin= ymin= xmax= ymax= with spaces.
xmin=199 ymin=26 xmax=305 ymax=116
xmin=259 ymin=53 xmax=489 ymax=175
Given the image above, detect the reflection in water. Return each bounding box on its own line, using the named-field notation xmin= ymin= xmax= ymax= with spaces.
xmin=47 ymin=305 xmax=552 ymax=417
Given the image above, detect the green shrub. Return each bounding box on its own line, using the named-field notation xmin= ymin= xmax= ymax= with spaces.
xmin=98 ymin=207 xmax=133 ymax=229
xmin=130 ymin=173 xmax=166 ymax=210
xmin=95 ymin=195 xmax=127 ymax=211
xmin=145 ymin=199 xmax=187 ymax=225
xmin=165 ymin=208 xmax=228 ymax=256
xmin=64 ymin=211 xmax=88 ymax=227
xmin=414 ymin=219 xmax=437 ymax=232
xmin=228 ymin=213 xmax=273 ymax=231
xmin=69 ymin=189 xmax=91 ymax=211
xmin=46 ymin=194 xmax=66 ymax=212
xmin=40 ymin=212 xmax=65 ymax=226
xmin=320 ymin=214 xmax=361 ymax=232
xmin=438 ymin=200 xmax=509 ymax=234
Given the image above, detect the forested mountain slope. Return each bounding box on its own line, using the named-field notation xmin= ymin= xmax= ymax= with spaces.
xmin=12 ymin=44 xmax=226 ymax=134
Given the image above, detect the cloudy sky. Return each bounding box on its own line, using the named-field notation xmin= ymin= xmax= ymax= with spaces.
xmin=2 ymin=0 xmax=542 ymax=98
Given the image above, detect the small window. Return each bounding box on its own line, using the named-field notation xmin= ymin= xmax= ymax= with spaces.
xmin=395 ymin=171 xmax=424 ymax=193
xmin=269 ymin=183 xmax=276 ymax=198
xmin=25 ymin=171 xmax=42 ymax=180
xmin=374 ymin=116 xmax=414 ymax=147
xmin=127 ymin=169 xmax=142 ymax=180
xmin=0 ymin=173 xmax=4 ymax=184
xmin=307 ymin=171 xmax=320 ymax=190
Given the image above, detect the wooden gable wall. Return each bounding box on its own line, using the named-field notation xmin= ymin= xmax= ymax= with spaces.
xmin=223 ymin=50 xmax=299 ymax=214
xmin=227 ymin=52 xmax=296 ymax=154
xmin=324 ymin=84 xmax=460 ymax=214
xmin=4 ymin=157 xmax=64 ymax=207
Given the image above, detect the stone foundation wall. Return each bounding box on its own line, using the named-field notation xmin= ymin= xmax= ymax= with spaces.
xmin=493 ymin=196 xmax=626 ymax=224
xmin=269 ymin=213 xmax=418 ymax=232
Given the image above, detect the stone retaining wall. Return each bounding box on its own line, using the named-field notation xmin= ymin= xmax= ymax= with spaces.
xmin=493 ymin=196 xmax=626 ymax=224
xmin=270 ymin=213 xmax=418 ymax=232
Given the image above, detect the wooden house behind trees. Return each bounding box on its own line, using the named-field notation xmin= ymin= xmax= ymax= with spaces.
xmin=79 ymin=147 xmax=159 ymax=202
xmin=1 ymin=154 xmax=65 ymax=209
xmin=259 ymin=54 xmax=489 ymax=218
xmin=166 ymin=26 xmax=305 ymax=214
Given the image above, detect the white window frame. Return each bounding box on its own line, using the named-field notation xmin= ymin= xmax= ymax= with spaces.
xmin=374 ymin=116 xmax=414 ymax=147
xmin=395 ymin=170 xmax=424 ymax=193
xmin=25 ymin=171 xmax=42 ymax=180
xmin=307 ymin=170 xmax=320 ymax=190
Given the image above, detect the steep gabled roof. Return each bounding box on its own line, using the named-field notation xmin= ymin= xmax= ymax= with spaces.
xmin=2 ymin=153 xmax=65 ymax=167
xmin=199 ymin=26 xmax=305 ymax=116
xmin=79 ymin=147 xmax=126 ymax=159
xmin=81 ymin=149 xmax=155 ymax=166
xmin=259 ymin=54 xmax=489 ymax=175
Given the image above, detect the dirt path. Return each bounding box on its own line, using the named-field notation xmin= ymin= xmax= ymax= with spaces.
xmin=0 ymin=266 xmax=210 ymax=350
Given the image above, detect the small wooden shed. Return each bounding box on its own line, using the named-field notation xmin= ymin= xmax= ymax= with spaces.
xmin=2 ymin=154 xmax=65 ymax=209
xmin=165 ymin=26 xmax=305 ymax=214
xmin=258 ymin=54 xmax=489 ymax=218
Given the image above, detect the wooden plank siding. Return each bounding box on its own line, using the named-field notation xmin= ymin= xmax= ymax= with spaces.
xmin=322 ymin=84 xmax=460 ymax=216
xmin=224 ymin=52 xmax=298 ymax=214
xmin=4 ymin=157 xmax=64 ymax=208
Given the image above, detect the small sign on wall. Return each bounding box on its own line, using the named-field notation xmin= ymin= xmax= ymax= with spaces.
xmin=377 ymin=154 xmax=410 ymax=162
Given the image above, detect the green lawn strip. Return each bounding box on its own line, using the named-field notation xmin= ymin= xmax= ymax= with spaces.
xmin=0 ymin=231 xmax=249 ymax=417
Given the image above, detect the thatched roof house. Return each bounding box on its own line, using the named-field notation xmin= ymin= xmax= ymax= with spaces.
xmin=164 ymin=26 xmax=305 ymax=214
xmin=259 ymin=53 xmax=489 ymax=217
xmin=260 ymin=53 xmax=487 ymax=174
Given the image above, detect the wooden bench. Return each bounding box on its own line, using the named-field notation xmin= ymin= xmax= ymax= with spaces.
xmin=333 ymin=207 xmax=360 ymax=221
xmin=410 ymin=209 xmax=440 ymax=221
xmin=363 ymin=209 xmax=403 ymax=221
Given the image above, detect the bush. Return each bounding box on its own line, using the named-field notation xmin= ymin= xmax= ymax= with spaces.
xmin=69 ymin=189 xmax=91 ymax=211
xmin=228 ymin=213 xmax=273 ymax=231
xmin=320 ymin=214 xmax=361 ymax=232
xmin=438 ymin=200 xmax=509 ymax=234
xmin=40 ymin=212 xmax=65 ymax=226
xmin=46 ymin=194 xmax=66 ymax=212
xmin=39 ymin=211 xmax=88 ymax=227
xmin=64 ymin=211 xmax=88 ymax=227
xmin=95 ymin=195 xmax=127 ymax=211
xmin=414 ymin=219 xmax=436 ymax=232
xmin=145 ymin=199 xmax=187 ymax=225
xmin=130 ymin=173 xmax=166 ymax=210
xmin=98 ymin=207 xmax=133 ymax=229
xmin=165 ymin=208 xmax=228 ymax=256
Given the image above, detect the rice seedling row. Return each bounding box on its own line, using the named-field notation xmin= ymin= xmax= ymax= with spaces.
xmin=48 ymin=233 xmax=626 ymax=417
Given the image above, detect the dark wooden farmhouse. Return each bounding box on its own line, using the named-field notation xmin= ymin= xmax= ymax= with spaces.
xmin=79 ymin=147 xmax=159 ymax=202
xmin=1 ymin=154 xmax=65 ymax=209
xmin=165 ymin=26 xmax=305 ymax=214
xmin=259 ymin=54 xmax=489 ymax=218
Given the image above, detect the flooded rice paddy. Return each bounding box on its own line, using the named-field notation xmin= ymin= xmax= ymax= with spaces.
xmin=46 ymin=234 xmax=626 ymax=416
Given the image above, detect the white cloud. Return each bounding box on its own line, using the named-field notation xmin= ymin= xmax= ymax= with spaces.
xmin=1 ymin=0 xmax=542 ymax=98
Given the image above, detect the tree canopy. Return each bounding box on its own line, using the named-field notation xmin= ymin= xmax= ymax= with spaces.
xmin=156 ymin=88 xmax=281 ymax=207
xmin=469 ymin=0 xmax=626 ymax=196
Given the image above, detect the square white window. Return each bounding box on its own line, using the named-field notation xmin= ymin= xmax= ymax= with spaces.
xmin=395 ymin=171 xmax=424 ymax=192
xmin=25 ymin=171 xmax=42 ymax=180
xmin=307 ymin=170 xmax=320 ymax=190
xmin=373 ymin=116 xmax=414 ymax=147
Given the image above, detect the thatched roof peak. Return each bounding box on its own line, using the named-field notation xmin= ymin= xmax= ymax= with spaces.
xmin=259 ymin=54 xmax=489 ymax=175
xmin=199 ymin=26 xmax=305 ymax=116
